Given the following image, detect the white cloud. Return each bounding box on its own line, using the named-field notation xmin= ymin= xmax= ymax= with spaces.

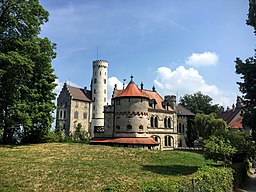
xmin=186 ymin=52 xmax=218 ymax=67
xmin=107 ymin=76 xmax=124 ymax=104
xmin=154 ymin=66 xmax=236 ymax=107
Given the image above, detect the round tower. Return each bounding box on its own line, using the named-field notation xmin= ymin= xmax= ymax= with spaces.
xmin=91 ymin=60 xmax=108 ymax=136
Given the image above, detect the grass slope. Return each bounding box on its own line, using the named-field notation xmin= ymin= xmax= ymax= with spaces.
xmin=0 ymin=143 xmax=212 ymax=191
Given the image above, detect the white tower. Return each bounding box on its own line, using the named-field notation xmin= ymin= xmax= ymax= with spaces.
xmin=90 ymin=60 xmax=108 ymax=137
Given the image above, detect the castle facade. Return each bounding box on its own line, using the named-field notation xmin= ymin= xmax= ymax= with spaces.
xmin=56 ymin=60 xmax=193 ymax=150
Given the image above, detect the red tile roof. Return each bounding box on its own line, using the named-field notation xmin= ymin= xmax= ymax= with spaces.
xmin=228 ymin=117 xmax=243 ymax=129
xmin=90 ymin=137 xmax=159 ymax=145
xmin=114 ymin=81 xmax=149 ymax=99
xmin=67 ymin=84 xmax=91 ymax=102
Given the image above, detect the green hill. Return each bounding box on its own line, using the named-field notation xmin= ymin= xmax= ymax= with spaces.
xmin=0 ymin=143 xmax=213 ymax=191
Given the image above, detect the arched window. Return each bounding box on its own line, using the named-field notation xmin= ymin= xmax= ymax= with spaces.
xmin=182 ymin=124 xmax=185 ymax=134
xmin=164 ymin=136 xmax=172 ymax=147
xmin=74 ymin=111 xmax=78 ymax=119
xmin=164 ymin=117 xmax=167 ymax=128
xmin=150 ymin=116 xmax=154 ymax=127
xmin=178 ymin=123 xmax=182 ymax=133
xmin=154 ymin=117 xmax=158 ymax=128
xmin=139 ymin=125 xmax=143 ymax=130
xmin=127 ymin=124 xmax=132 ymax=130
xmin=152 ymin=135 xmax=160 ymax=142
xmin=168 ymin=118 xmax=171 ymax=128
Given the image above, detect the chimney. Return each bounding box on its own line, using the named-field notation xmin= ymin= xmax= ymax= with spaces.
xmin=152 ymin=85 xmax=156 ymax=92
xmin=140 ymin=82 xmax=144 ymax=90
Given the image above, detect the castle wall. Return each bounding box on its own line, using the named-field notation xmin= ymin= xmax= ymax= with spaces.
xmin=69 ymin=100 xmax=91 ymax=134
xmin=113 ymin=97 xmax=149 ymax=138
xmin=56 ymin=86 xmax=71 ymax=135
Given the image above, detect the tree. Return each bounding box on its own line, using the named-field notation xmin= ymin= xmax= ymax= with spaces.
xmin=179 ymin=92 xmax=222 ymax=115
xmin=185 ymin=117 xmax=199 ymax=147
xmin=235 ymin=0 xmax=256 ymax=140
xmin=195 ymin=113 xmax=227 ymax=139
xmin=0 ymin=0 xmax=56 ymax=143
xmin=226 ymin=131 xmax=256 ymax=163
xmin=204 ymin=135 xmax=237 ymax=167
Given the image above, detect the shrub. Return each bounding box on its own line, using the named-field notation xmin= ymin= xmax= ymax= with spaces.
xmin=193 ymin=166 xmax=233 ymax=192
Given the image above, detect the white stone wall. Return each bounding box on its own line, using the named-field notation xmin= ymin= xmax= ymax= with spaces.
xmin=91 ymin=60 xmax=108 ymax=135
xmin=114 ymin=97 xmax=149 ymax=138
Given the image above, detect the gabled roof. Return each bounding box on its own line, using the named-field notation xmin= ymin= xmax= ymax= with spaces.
xmin=218 ymin=108 xmax=241 ymax=124
xmin=142 ymin=89 xmax=173 ymax=111
xmin=228 ymin=117 xmax=242 ymax=129
xmin=114 ymin=80 xmax=149 ymax=99
xmin=176 ymin=104 xmax=195 ymax=116
xmin=66 ymin=84 xmax=92 ymax=102
xmin=90 ymin=137 xmax=159 ymax=145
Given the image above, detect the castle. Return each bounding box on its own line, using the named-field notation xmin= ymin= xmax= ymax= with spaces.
xmin=56 ymin=60 xmax=194 ymax=150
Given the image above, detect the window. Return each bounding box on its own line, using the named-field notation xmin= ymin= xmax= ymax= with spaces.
xmin=164 ymin=117 xmax=167 ymax=128
xmin=104 ymin=89 xmax=106 ymax=94
xmin=94 ymin=78 xmax=97 ymax=84
xmin=152 ymin=136 xmax=158 ymax=142
xmin=139 ymin=125 xmax=143 ymax=130
xmin=104 ymin=97 xmax=106 ymax=102
xmin=74 ymin=111 xmax=78 ymax=119
xmin=104 ymin=79 xmax=106 ymax=84
xmin=75 ymin=101 xmax=78 ymax=107
xmin=60 ymin=110 xmax=63 ymax=119
xmin=178 ymin=123 xmax=182 ymax=133
xmin=164 ymin=136 xmax=172 ymax=147
xmin=182 ymin=124 xmax=185 ymax=134
xmin=94 ymin=89 xmax=96 ymax=94
xmin=168 ymin=118 xmax=171 ymax=128
xmin=100 ymin=71 xmax=101 ymax=75
xmin=150 ymin=116 xmax=154 ymax=127
xmin=83 ymin=112 xmax=87 ymax=119
xmin=116 ymin=125 xmax=120 ymax=130
xmin=63 ymin=111 xmax=66 ymax=119
xmin=154 ymin=117 xmax=158 ymax=128
xmin=93 ymin=105 xmax=96 ymax=110
xmin=127 ymin=124 xmax=132 ymax=130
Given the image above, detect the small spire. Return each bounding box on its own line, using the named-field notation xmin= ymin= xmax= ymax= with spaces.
xmin=130 ymin=75 xmax=134 ymax=81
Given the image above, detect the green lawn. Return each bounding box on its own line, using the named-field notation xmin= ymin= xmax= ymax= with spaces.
xmin=0 ymin=143 xmax=212 ymax=191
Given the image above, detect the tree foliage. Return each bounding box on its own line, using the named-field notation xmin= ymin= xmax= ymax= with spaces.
xmin=0 ymin=0 xmax=56 ymax=143
xmin=179 ymin=92 xmax=222 ymax=115
xmin=195 ymin=113 xmax=227 ymax=139
xmin=235 ymin=0 xmax=256 ymax=140
xmin=185 ymin=117 xmax=198 ymax=147
xmin=204 ymin=135 xmax=237 ymax=167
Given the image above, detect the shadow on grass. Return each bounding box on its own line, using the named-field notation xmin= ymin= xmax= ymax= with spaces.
xmin=142 ymin=164 xmax=199 ymax=176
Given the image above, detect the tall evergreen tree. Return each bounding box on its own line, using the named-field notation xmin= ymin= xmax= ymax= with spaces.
xmin=0 ymin=0 xmax=56 ymax=143
xmin=235 ymin=0 xmax=256 ymax=140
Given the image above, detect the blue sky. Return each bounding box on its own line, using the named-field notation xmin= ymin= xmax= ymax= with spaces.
xmin=39 ymin=0 xmax=255 ymax=107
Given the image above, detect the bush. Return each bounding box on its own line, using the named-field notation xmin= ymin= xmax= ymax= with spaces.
xmin=138 ymin=178 xmax=184 ymax=192
xmin=193 ymin=166 xmax=233 ymax=192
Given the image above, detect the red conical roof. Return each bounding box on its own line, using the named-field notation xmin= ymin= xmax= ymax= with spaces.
xmin=114 ymin=80 xmax=149 ymax=99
